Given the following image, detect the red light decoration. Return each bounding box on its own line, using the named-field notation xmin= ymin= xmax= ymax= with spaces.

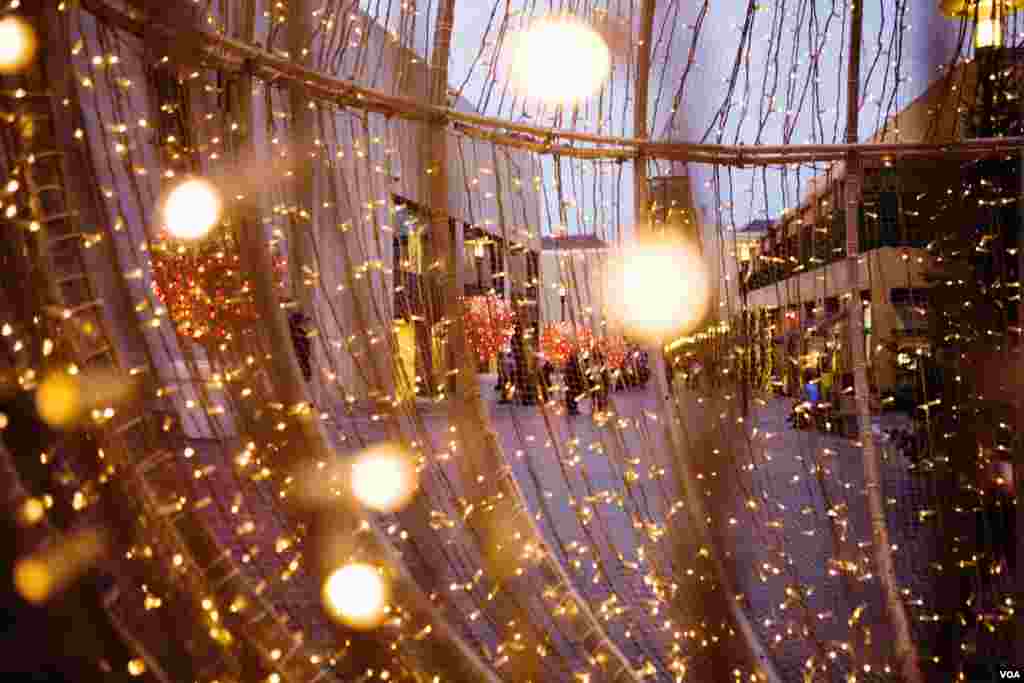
xmin=597 ymin=334 xmax=627 ymax=369
xmin=463 ymin=294 xmax=516 ymax=363
xmin=150 ymin=230 xmax=287 ymax=347
xmin=540 ymin=322 xmax=574 ymax=365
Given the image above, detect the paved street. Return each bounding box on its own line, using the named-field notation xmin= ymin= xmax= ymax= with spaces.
xmin=673 ymin=390 xmax=942 ymax=682
xmin=433 ymin=376 xmax=949 ymax=681
xmin=192 ymin=372 xmax=983 ymax=682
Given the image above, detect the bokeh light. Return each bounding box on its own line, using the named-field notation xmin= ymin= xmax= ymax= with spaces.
xmin=0 ymin=17 xmax=37 ymax=75
xmin=604 ymin=238 xmax=711 ymax=342
xmin=35 ymin=368 xmax=136 ymax=429
xmin=18 ymin=497 xmax=45 ymax=526
xmin=14 ymin=529 xmax=105 ymax=604
xmin=322 ymin=563 xmax=388 ymax=629
xmin=162 ymin=178 xmax=222 ymax=240
xmin=35 ymin=371 xmax=82 ymax=428
xmin=14 ymin=558 xmax=51 ymax=604
xmin=349 ymin=444 xmax=418 ymax=513
xmin=507 ymin=16 xmax=611 ymax=106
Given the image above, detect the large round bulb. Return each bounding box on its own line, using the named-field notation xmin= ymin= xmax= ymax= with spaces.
xmin=509 ymin=16 xmax=611 ymax=106
xmin=0 ymin=17 xmax=37 ymax=75
xmin=322 ymin=563 xmax=388 ymax=629
xmin=349 ymin=445 xmax=418 ymax=513
xmin=163 ymin=178 xmax=221 ymax=240
xmin=605 ymin=238 xmax=711 ymax=341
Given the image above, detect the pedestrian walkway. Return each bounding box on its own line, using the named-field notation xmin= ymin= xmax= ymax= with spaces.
xmin=673 ymin=389 xmax=960 ymax=682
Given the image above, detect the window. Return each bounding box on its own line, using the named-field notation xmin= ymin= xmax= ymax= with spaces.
xmin=891 ymin=288 xmax=929 ymax=336
xmin=878 ymin=190 xmax=899 ymax=247
xmin=393 ymin=200 xmax=427 ymax=274
xmin=890 ymin=288 xmax=927 ymax=307
xmin=489 ymin=240 xmax=505 ymax=296
xmin=152 ymin=67 xmax=189 ymax=153
xmin=800 ymin=226 xmax=812 ymax=262
xmin=526 ymin=251 xmax=539 ymax=286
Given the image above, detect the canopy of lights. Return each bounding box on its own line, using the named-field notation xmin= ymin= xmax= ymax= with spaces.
xmin=0 ymin=1 xmax=1017 ymax=683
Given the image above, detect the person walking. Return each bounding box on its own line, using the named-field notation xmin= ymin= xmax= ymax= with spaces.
xmin=288 ymin=309 xmax=313 ymax=381
xmin=511 ymin=323 xmax=535 ymax=406
xmin=539 ymin=358 xmax=554 ymax=404
xmin=500 ymin=350 xmax=516 ymax=403
xmin=590 ymin=348 xmax=609 ymax=413
xmin=564 ymin=352 xmax=584 ymax=416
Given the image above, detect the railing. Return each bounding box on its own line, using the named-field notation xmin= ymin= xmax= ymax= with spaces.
xmin=746 ymin=210 xmax=930 ymax=293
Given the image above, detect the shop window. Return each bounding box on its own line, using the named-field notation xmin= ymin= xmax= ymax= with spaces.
xmin=878 ymin=190 xmax=899 ymax=247
xmin=489 ymin=240 xmax=505 ymax=295
xmin=393 ymin=199 xmax=428 ymax=274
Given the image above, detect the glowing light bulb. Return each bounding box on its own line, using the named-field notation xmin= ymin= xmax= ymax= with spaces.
xmin=162 ymin=178 xmax=221 ymax=240
xmin=508 ymin=16 xmax=611 ymax=106
xmin=349 ymin=444 xmax=418 ymax=513
xmin=605 ymin=238 xmax=711 ymax=342
xmin=0 ymin=17 xmax=37 ymax=75
xmin=322 ymin=563 xmax=388 ymax=629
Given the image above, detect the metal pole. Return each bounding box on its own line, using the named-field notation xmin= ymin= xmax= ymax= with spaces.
xmin=424 ymin=4 xmax=639 ymax=679
xmin=843 ymin=2 xmax=923 ymax=681
xmin=287 ymin=0 xmax=315 ymax=314
xmin=428 ymin=0 xmax=463 ymax=399
xmin=79 ymin=0 xmax=1024 ymax=165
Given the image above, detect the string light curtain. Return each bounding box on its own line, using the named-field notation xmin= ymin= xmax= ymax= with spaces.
xmin=0 ymin=1 xmax=1019 ymax=683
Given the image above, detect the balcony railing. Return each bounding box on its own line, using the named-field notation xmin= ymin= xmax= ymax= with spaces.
xmin=746 ymin=210 xmax=929 ymax=293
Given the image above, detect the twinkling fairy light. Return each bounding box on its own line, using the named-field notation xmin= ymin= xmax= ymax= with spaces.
xmin=0 ymin=1 xmax=1015 ymax=682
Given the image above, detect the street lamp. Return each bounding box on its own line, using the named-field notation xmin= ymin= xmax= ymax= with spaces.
xmin=939 ymin=0 xmax=1024 ymax=49
xmin=558 ymin=283 xmax=567 ymax=321
xmin=472 ymin=239 xmax=486 ymax=290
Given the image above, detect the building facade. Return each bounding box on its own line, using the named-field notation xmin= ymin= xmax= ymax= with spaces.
xmin=538 ymin=234 xmax=610 ymax=333
xmin=706 ymin=57 xmax=1010 ymax=396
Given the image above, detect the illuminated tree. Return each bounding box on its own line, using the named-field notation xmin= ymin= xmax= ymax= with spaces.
xmin=150 ymin=230 xmax=287 ymax=348
xmin=463 ymin=294 xmax=516 ymax=364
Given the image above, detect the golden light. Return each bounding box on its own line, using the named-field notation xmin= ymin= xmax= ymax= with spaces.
xmin=18 ymin=497 xmax=45 ymax=526
xmin=349 ymin=444 xmax=418 ymax=513
xmin=604 ymin=238 xmax=711 ymax=342
xmin=0 ymin=17 xmax=37 ymax=75
xmin=976 ymin=1 xmax=1002 ymax=48
xmin=36 ymin=368 xmax=136 ymax=429
xmin=14 ymin=528 xmax=105 ymax=605
xmin=14 ymin=558 xmax=51 ymax=604
xmin=507 ymin=16 xmax=611 ymax=106
xmin=940 ymin=1 xmax=1024 ymax=49
xmin=36 ymin=371 xmax=82 ymax=428
xmin=322 ymin=563 xmax=389 ymax=629
xmin=162 ymin=178 xmax=222 ymax=240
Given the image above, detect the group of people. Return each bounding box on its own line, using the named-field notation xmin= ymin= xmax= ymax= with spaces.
xmin=562 ymin=345 xmax=650 ymax=417
xmin=494 ymin=338 xmax=651 ymax=415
